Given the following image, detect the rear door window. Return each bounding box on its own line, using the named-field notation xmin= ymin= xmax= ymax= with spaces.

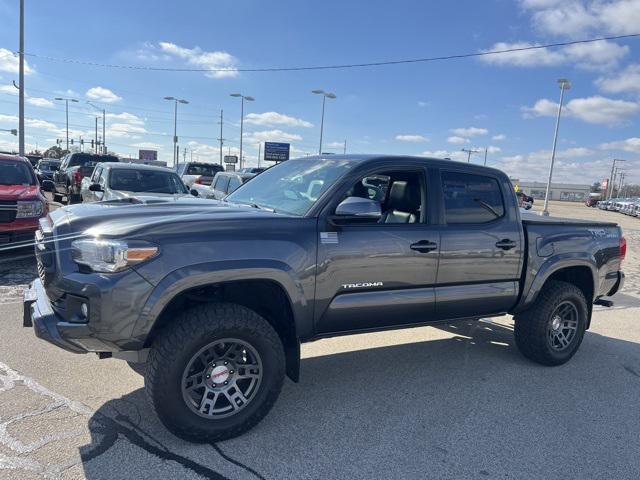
xmin=441 ymin=171 xmax=505 ymax=224
xmin=215 ymin=175 xmax=230 ymax=193
xmin=227 ymin=176 xmax=242 ymax=193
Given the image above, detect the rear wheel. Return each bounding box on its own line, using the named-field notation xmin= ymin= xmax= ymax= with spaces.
xmin=145 ymin=302 xmax=285 ymax=443
xmin=514 ymin=280 xmax=588 ymax=366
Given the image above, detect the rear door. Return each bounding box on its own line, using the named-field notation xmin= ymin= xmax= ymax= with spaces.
xmin=435 ymin=169 xmax=524 ymax=319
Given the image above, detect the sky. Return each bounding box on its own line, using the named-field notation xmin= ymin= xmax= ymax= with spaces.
xmin=0 ymin=0 xmax=639 ymax=185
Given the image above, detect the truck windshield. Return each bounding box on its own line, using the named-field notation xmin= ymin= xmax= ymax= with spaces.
xmin=185 ymin=164 xmax=222 ymax=177
xmin=226 ymin=158 xmax=355 ymax=215
xmin=0 ymin=161 xmax=35 ymax=185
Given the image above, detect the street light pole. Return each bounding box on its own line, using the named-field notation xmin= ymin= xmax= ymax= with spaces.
xmin=607 ymin=159 xmax=625 ymax=200
xmin=164 ymin=96 xmax=189 ymax=169
xmin=542 ymin=78 xmax=571 ymax=217
xmin=312 ymin=90 xmax=336 ymax=155
xmin=217 ymin=109 xmax=224 ymax=166
xmin=230 ymin=93 xmax=255 ymax=169
xmin=55 ymin=97 xmax=79 ymax=151
xmin=18 ymin=0 xmax=25 ymax=156
xmin=461 ymin=148 xmax=480 ymax=163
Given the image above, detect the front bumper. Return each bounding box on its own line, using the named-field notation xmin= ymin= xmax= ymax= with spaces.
xmin=23 ymin=278 xmax=88 ymax=353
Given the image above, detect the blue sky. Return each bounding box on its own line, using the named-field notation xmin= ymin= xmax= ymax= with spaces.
xmin=0 ymin=0 xmax=639 ymax=185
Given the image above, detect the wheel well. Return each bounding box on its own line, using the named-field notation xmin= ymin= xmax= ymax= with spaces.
xmin=547 ymin=266 xmax=594 ymax=327
xmin=147 ymin=280 xmax=300 ymax=381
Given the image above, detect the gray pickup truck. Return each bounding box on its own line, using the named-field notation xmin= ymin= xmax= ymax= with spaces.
xmin=24 ymin=155 xmax=626 ymax=442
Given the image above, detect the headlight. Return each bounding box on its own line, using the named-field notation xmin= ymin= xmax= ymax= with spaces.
xmin=71 ymin=238 xmax=158 ymax=273
xmin=16 ymin=200 xmax=44 ymax=218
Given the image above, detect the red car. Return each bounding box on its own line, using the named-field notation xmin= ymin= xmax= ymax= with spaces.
xmin=0 ymin=153 xmax=50 ymax=245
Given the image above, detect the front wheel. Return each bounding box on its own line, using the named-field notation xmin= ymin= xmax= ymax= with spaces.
xmin=145 ymin=303 xmax=285 ymax=443
xmin=514 ymin=280 xmax=588 ymax=366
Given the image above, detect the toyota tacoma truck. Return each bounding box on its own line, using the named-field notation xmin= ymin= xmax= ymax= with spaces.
xmin=23 ymin=155 xmax=626 ymax=442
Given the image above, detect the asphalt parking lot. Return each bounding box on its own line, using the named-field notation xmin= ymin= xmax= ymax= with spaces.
xmin=1 ymin=201 xmax=639 ymax=480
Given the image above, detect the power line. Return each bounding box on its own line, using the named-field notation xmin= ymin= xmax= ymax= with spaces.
xmin=16 ymin=33 xmax=640 ymax=73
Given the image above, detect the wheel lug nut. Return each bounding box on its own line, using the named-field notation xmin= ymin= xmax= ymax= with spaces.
xmin=224 ymin=381 xmax=228 ymax=385
xmin=230 ymin=370 xmax=234 ymax=374
xmin=224 ymin=361 xmax=228 ymax=365
xmin=206 ymin=375 xmax=210 ymax=379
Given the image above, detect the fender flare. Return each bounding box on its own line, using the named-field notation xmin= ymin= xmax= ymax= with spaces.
xmin=514 ymin=253 xmax=598 ymax=314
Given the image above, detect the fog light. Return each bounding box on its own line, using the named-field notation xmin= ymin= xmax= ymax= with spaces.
xmin=80 ymin=303 xmax=89 ymax=318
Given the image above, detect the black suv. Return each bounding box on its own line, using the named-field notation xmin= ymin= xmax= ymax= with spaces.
xmin=53 ymin=153 xmax=119 ymax=203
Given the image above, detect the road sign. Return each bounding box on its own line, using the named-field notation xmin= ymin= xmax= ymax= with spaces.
xmin=224 ymin=155 xmax=238 ymax=164
xmin=139 ymin=149 xmax=158 ymax=161
xmin=264 ymin=142 xmax=290 ymax=162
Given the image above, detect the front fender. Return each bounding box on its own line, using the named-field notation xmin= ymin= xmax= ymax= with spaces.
xmin=131 ymin=259 xmax=311 ymax=344
xmin=513 ymin=253 xmax=598 ymax=313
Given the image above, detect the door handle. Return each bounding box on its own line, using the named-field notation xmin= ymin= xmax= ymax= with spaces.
xmin=410 ymin=240 xmax=438 ymax=253
xmin=495 ymin=239 xmax=517 ymax=250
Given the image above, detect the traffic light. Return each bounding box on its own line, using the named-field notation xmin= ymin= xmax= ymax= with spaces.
xmin=70 ymin=139 xmax=74 ymax=145
xmin=80 ymin=139 xmax=84 ymax=145
xmin=91 ymin=140 xmax=94 ymax=148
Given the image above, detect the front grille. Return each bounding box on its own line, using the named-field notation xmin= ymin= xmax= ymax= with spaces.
xmin=0 ymin=200 xmax=17 ymax=223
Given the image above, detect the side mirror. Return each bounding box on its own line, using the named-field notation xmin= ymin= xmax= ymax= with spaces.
xmin=88 ymin=183 xmax=103 ymax=192
xmin=190 ymin=188 xmax=199 ymax=197
xmin=333 ymin=196 xmax=381 ymax=221
xmin=40 ymin=180 xmax=54 ymax=192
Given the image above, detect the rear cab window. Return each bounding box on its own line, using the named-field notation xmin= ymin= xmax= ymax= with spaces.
xmin=441 ymin=171 xmax=505 ymax=224
xmin=68 ymin=154 xmax=119 ymax=168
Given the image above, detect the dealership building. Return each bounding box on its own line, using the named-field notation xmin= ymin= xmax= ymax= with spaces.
xmin=510 ymin=179 xmax=591 ymax=202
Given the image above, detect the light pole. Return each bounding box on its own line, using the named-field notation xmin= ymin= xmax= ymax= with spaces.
xmin=1 ymin=128 xmax=17 ymax=136
xmin=607 ymin=159 xmax=625 ymax=200
xmin=164 ymin=96 xmax=189 ymax=169
xmin=542 ymin=78 xmax=571 ymax=217
xmin=312 ymin=90 xmax=336 ymax=155
xmin=18 ymin=0 xmax=24 ymax=156
xmin=87 ymin=101 xmax=106 ymax=153
xmin=230 ymin=93 xmax=254 ymax=169
xmin=54 ymin=97 xmax=79 ymax=151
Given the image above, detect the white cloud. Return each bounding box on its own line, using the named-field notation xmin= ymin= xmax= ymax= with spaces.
xmin=132 ymin=141 xmax=164 ymax=151
xmin=108 ymin=123 xmax=147 ymax=138
xmin=487 ymin=146 xmax=502 ymax=154
xmin=105 ymin=112 xmax=145 ymax=126
xmin=492 ymin=134 xmax=506 ymax=141
xmin=447 ymin=136 xmax=470 ymax=145
xmin=86 ymin=87 xmax=122 ymax=103
xmin=421 ymin=150 xmax=468 ymax=161
xmin=26 ymin=97 xmax=54 ymax=107
xmin=244 ymin=112 xmax=313 ymax=128
xmin=600 ymin=137 xmax=640 ymax=152
xmin=450 ymin=127 xmax=488 ymax=137
xmin=596 ymin=64 xmax=640 ymax=95
xmin=521 ymin=0 xmax=640 ymax=37
xmin=523 ymin=95 xmax=640 ymax=125
xmin=0 ymin=84 xmax=17 ymax=95
xmin=0 ymin=48 xmax=33 ymax=74
xmin=395 ymin=134 xmax=428 ymax=142
xmin=417 ymin=101 xmax=429 ymax=108
xmin=158 ymin=42 xmax=238 ymax=79
xmin=244 ymin=129 xmax=302 ymax=144
xmin=479 ymin=39 xmax=628 ymax=70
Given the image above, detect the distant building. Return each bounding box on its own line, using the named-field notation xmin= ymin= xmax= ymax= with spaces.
xmin=516 ymin=181 xmax=590 ymax=202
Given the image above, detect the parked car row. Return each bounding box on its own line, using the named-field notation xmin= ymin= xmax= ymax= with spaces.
xmin=596 ymin=198 xmax=640 ymax=217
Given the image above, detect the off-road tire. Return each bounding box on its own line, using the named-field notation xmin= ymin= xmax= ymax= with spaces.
xmin=145 ymin=302 xmax=285 ymax=443
xmin=514 ymin=280 xmax=588 ymax=366
xmin=126 ymin=361 xmax=146 ymax=376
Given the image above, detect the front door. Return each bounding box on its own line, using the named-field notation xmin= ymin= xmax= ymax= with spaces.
xmin=435 ymin=169 xmax=524 ymax=319
xmin=314 ymin=166 xmax=440 ymax=335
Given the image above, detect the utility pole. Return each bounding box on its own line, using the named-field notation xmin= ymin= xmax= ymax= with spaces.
xmin=461 ymin=148 xmax=480 ymax=163
xmin=183 ymin=147 xmax=187 ymax=163
xmin=18 ymin=0 xmax=25 ymax=156
xmin=217 ymin=109 xmax=224 ymax=166
xmin=54 ymin=97 xmax=79 ymax=151
xmin=102 ymin=108 xmax=106 ymax=153
xmin=94 ymin=117 xmax=98 ymax=153
xmin=483 ymin=147 xmax=488 ymax=166
xmin=343 ymin=139 xmax=347 ymax=155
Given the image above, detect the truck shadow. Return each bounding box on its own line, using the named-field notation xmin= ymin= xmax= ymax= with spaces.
xmin=77 ymin=320 xmax=640 ymax=479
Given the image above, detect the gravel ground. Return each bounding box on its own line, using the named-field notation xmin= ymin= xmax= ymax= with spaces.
xmin=0 ymin=200 xmax=638 ymax=480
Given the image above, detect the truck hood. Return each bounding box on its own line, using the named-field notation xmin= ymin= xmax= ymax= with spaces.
xmin=49 ymin=196 xmax=284 ymax=237
xmin=0 ymin=184 xmax=40 ymax=201
xmin=107 ymin=191 xmax=194 ymax=201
